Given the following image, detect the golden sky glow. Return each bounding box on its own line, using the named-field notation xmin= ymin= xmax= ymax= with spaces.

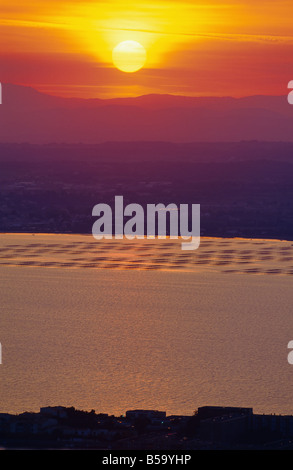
xmin=1 ymin=0 xmax=293 ymax=97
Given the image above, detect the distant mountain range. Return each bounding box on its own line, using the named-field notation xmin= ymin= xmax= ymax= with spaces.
xmin=0 ymin=83 xmax=292 ymax=143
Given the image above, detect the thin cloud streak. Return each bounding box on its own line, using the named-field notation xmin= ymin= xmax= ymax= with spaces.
xmin=2 ymin=18 xmax=293 ymax=44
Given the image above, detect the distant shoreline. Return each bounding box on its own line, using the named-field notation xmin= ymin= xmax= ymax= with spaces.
xmin=1 ymin=405 xmax=293 ymax=450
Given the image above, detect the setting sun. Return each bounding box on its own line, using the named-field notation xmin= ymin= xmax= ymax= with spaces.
xmin=112 ymin=40 xmax=147 ymax=73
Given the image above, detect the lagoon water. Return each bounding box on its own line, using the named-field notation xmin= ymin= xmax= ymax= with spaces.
xmin=1 ymin=234 xmax=293 ymax=417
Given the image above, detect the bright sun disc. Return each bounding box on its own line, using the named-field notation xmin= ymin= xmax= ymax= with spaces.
xmin=112 ymin=40 xmax=146 ymax=73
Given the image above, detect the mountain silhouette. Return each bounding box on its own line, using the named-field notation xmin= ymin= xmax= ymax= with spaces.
xmin=0 ymin=83 xmax=292 ymax=143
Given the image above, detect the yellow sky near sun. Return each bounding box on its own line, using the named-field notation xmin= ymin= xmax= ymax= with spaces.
xmin=1 ymin=0 xmax=293 ymax=97
xmin=2 ymin=1 xmax=293 ymax=57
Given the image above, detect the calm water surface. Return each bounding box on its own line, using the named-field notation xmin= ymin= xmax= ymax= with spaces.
xmin=1 ymin=266 xmax=293 ymax=416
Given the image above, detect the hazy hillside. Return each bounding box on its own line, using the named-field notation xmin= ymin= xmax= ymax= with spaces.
xmin=0 ymin=84 xmax=292 ymax=143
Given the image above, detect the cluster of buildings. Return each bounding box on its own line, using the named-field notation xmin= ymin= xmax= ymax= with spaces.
xmin=0 ymin=406 xmax=187 ymax=449
xmin=0 ymin=406 xmax=115 ymax=442
xmin=196 ymin=406 xmax=293 ymax=448
xmin=1 ymin=405 xmax=293 ymax=449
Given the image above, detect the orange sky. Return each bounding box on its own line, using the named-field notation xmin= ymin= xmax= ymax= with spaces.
xmin=1 ymin=0 xmax=293 ymax=98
